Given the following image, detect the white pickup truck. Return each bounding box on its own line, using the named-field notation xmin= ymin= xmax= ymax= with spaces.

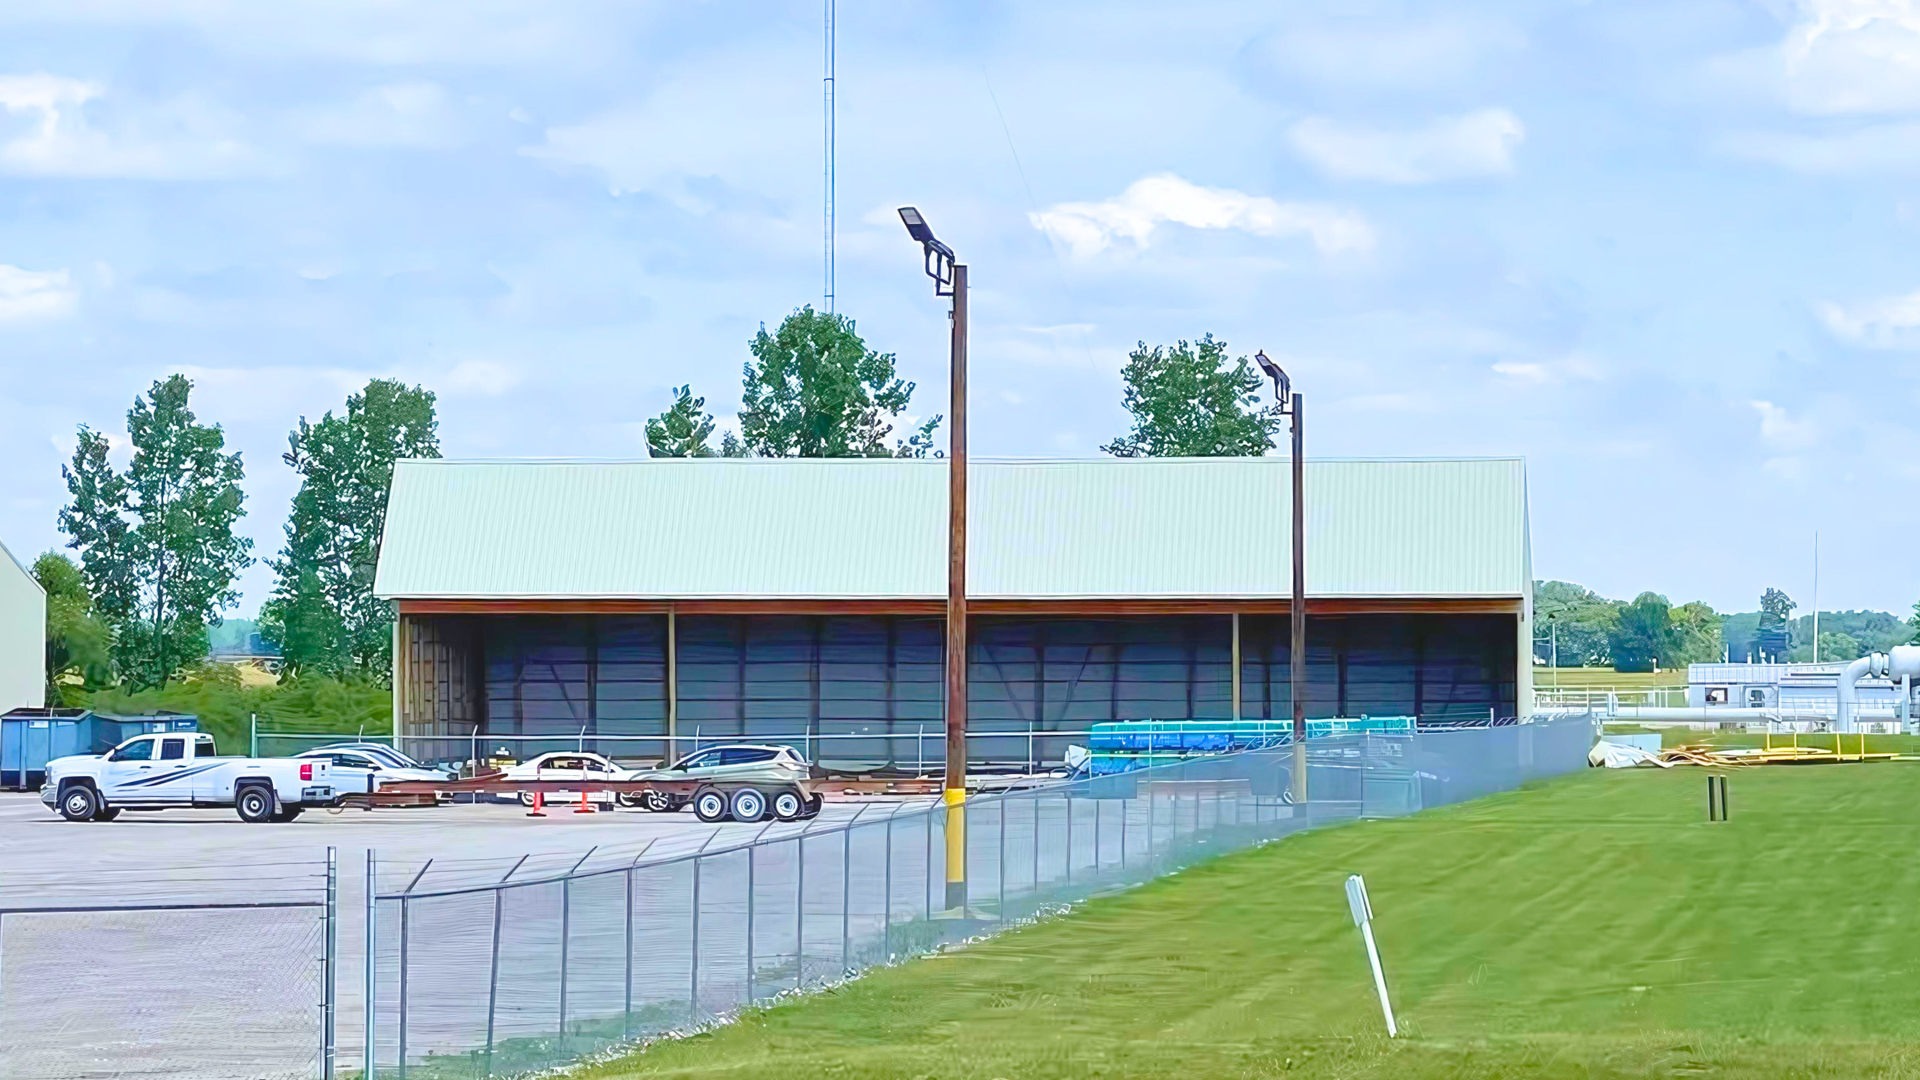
xmin=39 ymin=732 xmax=336 ymax=823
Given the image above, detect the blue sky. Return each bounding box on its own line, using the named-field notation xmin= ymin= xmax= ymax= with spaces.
xmin=3 ymin=0 xmax=1919 ymax=618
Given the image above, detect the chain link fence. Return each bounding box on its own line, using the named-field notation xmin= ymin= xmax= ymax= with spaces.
xmin=363 ymin=716 xmax=1596 ymax=1078
xmin=0 ymin=855 xmax=337 ymax=1080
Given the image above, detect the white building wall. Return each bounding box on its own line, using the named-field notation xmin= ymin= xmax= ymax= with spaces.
xmin=0 ymin=540 xmax=45 ymax=710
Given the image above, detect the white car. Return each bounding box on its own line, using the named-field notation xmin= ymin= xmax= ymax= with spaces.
xmin=500 ymin=752 xmax=636 ymax=806
xmin=294 ymin=746 xmax=454 ymax=796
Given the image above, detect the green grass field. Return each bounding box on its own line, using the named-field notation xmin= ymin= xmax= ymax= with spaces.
xmin=592 ymin=763 xmax=1920 ymax=1079
xmin=1537 ymin=667 xmax=1689 ymax=689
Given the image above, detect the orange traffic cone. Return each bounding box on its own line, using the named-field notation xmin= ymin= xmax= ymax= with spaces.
xmin=574 ymin=788 xmax=596 ymax=814
xmin=526 ymin=790 xmax=547 ymax=817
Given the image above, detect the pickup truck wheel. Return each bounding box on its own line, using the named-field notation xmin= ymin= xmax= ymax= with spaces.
xmin=640 ymin=789 xmax=676 ymax=813
xmin=692 ymin=786 xmax=729 ymax=823
xmin=729 ymin=787 xmax=768 ymax=823
xmin=59 ymin=785 xmax=100 ymax=822
xmin=235 ymin=785 xmax=277 ymax=823
xmin=772 ymin=787 xmax=805 ymax=821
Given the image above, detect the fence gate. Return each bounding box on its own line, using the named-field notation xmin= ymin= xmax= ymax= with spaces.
xmin=0 ymin=857 xmax=336 ymax=1080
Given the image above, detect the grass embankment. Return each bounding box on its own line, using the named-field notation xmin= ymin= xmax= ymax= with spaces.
xmin=593 ymin=763 xmax=1920 ymax=1079
xmin=78 ymin=672 xmax=390 ymax=753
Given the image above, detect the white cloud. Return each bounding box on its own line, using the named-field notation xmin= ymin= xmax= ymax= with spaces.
xmin=1817 ymin=288 xmax=1920 ymax=346
xmin=1288 ymin=109 xmax=1525 ymax=183
xmin=443 ymin=359 xmax=521 ymax=396
xmin=0 ymin=264 xmax=77 ymax=322
xmin=1245 ymin=18 xmax=1526 ymax=91
xmin=303 ymin=82 xmax=465 ymax=149
xmin=1491 ymin=354 xmax=1606 ymax=384
xmin=1491 ymin=361 xmax=1549 ymax=382
xmin=0 ymin=72 xmax=258 ymax=178
xmin=1750 ymin=399 xmax=1818 ymax=449
xmin=1777 ymin=0 xmax=1920 ymax=115
xmin=1029 ymin=174 xmax=1374 ymax=259
xmin=1721 ymin=124 xmax=1920 ymax=171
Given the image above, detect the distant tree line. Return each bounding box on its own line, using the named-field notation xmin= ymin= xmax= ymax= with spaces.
xmin=1535 ymin=580 xmax=1920 ymax=672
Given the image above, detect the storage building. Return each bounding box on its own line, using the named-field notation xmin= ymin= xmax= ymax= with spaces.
xmin=373 ymin=457 xmax=1533 ymax=769
xmin=0 ymin=539 xmax=44 ymax=713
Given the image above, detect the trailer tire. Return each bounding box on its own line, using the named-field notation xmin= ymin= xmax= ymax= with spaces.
xmin=771 ymin=787 xmax=805 ymax=821
xmin=692 ymin=786 xmax=729 ymax=823
xmin=804 ymin=793 xmax=823 ymax=818
xmin=59 ymin=784 xmax=101 ymax=822
xmin=517 ymin=791 xmax=538 ymax=808
xmin=96 ymin=808 xmax=123 ymax=821
xmin=235 ymin=784 xmax=277 ymax=823
xmin=729 ymin=787 xmax=768 ymax=823
xmin=640 ymin=789 xmax=676 ymax=813
xmin=271 ymin=806 xmax=304 ymax=823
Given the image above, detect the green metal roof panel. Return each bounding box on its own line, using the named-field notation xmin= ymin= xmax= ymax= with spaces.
xmin=373 ymin=456 xmax=1528 ymax=601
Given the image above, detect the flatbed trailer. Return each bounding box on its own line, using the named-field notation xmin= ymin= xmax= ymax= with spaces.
xmin=355 ymin=770 xmax=945 ymax=813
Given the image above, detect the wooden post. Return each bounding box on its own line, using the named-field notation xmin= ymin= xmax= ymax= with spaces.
xmin=944 ymin=262 xmax=970 ymax=912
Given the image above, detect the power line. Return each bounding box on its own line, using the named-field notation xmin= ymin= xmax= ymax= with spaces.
xmin=824 ymin=0 xmax=836 ymax=313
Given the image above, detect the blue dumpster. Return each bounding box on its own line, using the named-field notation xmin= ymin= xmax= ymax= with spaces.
xmin=1 ymin=710 xmax=201 ymax=789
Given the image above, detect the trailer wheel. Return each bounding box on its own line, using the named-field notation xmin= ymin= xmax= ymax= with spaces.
xmin=729 ymin=787 xmax=768 ymax=823
xmin=614 ymin=792 xmax=642 ymax=808
xmin=803 ymin=793 xmax=823 ymax=818
xmin=59 ymin=784 xmax=100 ymax=822
xmin=96 ymin=808 xmax=123 ymax=822
xmin=235 ymin=785 xmax=277 ymax=823
xmin=692 ymin=786 xmax=729 ymax=823
xmin=640 ymin=789 xmax=676 ymax=813
xmin=517 ymin=791 xmax=538 ymax=807
xmin=271 ymin=806 xmax=305 ymax=823
xmin=771 ymin=787 xmax=805 ymax=821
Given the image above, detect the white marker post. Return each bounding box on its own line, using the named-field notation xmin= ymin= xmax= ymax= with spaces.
xmin=1344 ymin=873 xmax=1398 ymax=1037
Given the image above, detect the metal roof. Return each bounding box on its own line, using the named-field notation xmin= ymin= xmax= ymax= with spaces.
xmin=372 ymin=457 xmax=1529 ymax=601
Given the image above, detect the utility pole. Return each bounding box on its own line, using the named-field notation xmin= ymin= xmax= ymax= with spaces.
xmin=1255 ymin=351 xmax=1307 ymax=805
xmin=898 ymin=207 xmax=969 ymax=911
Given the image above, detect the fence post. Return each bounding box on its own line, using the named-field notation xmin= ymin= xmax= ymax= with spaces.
xmin=364 ymin=850 xmax=376 ymax=1080
xmin=559 ymin=877 xmax=571 ymax=1048
xmin=1032 ymin=795 xmax=1040 ymax=892
xmin=1120 ymin=789 xmax=1128 ymax=872
xmin=624 ymin=866 xmax=635 ymax=1040
xmin=795 ymin=834 xmax=806 ymax=991
xmin=321 ymin=848 xmax=337 ymax=1080
xmin=397 ymin=896 xmax=409 ymax=1079
xmin=841 ymin=821 xmax=852 ymax=973
xmin=924 ymin=807 xmax=933 ymax=921
xmin=746 ymin=845 xmax=756 ymax=1004
xmin=485 ymin=888 xmax=502 ymax=1078
xmin=883 ymin=812 xmax=893 ymax=959
xmin=1065 ymin=793 xmax=1073 ymax=886
xmin=997 ymin=798 xmax=1006 ymax=922
xmin=690 ymin=855 xmax=701 ymax=1022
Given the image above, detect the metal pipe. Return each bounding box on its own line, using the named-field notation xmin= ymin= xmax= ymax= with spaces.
xmin=323 ymin=848 xmax=337 ymax=1080
xmin=559 ymin=877 xmax=570 ymax=1048
xmin=484 ymin=887 xmax=502 ymax=1077
xmin=398 ymin=897 xmax=409 ymax=1079
xmin=1290 ymin=392 xmax=1307 ymax=805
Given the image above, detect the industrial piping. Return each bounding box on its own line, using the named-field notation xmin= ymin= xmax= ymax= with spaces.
xmin=1837 ymin=645 xmax=1920 ymax=733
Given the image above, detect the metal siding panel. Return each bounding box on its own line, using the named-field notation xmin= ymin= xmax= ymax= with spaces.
xmin=373 ymin=457 xmax=1528 ymax=601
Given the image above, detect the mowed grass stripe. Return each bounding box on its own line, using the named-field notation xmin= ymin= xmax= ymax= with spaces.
xmin=590 ymin=764 xmax=1920 ymax=1079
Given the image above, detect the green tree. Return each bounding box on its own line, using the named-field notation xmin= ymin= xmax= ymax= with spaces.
xmin=1669 ymin=601 xmax=1724 ymax=665
xmin=1790 ymin=630 xmax=1863 ymax=663
xmin=646 ymin=385 xmax=719 ymax=458
xmin=59 ymin=375 xmax=252 ymax=689
xmin=1532 ymin=580 xmax=1620 ymax=667
xmin=1609 ymin=592 xmax=1676 ymax=673
xmin=739 ymin=306 xmax=940 ymax=457
xmin=1102 ymin=335 xmax=1284 ymax=457
xmin=262 ymin=379 xmax=439 ymax=679
xmin=32 ymin=551 xmax=112 ymax=702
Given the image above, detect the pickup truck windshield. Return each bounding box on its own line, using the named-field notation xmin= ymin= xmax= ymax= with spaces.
xmin=111 ymin=740 xmax=154 ymax=762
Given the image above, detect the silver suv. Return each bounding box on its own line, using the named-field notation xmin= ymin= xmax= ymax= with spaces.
xmin=629 ymin=744 xmax=817 ymax=820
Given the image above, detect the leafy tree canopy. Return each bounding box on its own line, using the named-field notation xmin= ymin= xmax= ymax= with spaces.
xmin=32 ymin=551 xmax=112 ymax=702
xmin=739 ymin=307 xmax=940 ymax=458
xmin=1102 ymin=335 xmax=1284 ymax=458
xmin=261 ymin=379 xmax=438 ymax=680
xmin=646 ymin=385 xmax=720 ymax=458
xmin=1609 ymin=592 xmax=1676 ymax=674
xmin=59 ymin=375 xmax=251 ymax=689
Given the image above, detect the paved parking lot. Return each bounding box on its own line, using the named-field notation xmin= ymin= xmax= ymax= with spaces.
xmin=0 ymin=789 xmax=939 ymax=1078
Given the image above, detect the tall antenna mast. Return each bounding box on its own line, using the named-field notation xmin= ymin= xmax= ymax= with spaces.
xmin=824 ymin=0 xmax=836 ymax=313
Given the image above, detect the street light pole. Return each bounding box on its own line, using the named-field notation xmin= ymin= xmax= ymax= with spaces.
xmin=1256 ymin=351 xmax=1307 ymax=805
xmin=899 ymin=207 xmax=970 ymax=912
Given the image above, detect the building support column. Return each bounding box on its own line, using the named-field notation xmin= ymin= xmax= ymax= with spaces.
xmin=667 ymin=608 xmax=679 ymax=761
xmin=391 ymin=615 xmax=405 ymax=747
xmin=1231 ymin=613 xmax=1242 ymax=721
